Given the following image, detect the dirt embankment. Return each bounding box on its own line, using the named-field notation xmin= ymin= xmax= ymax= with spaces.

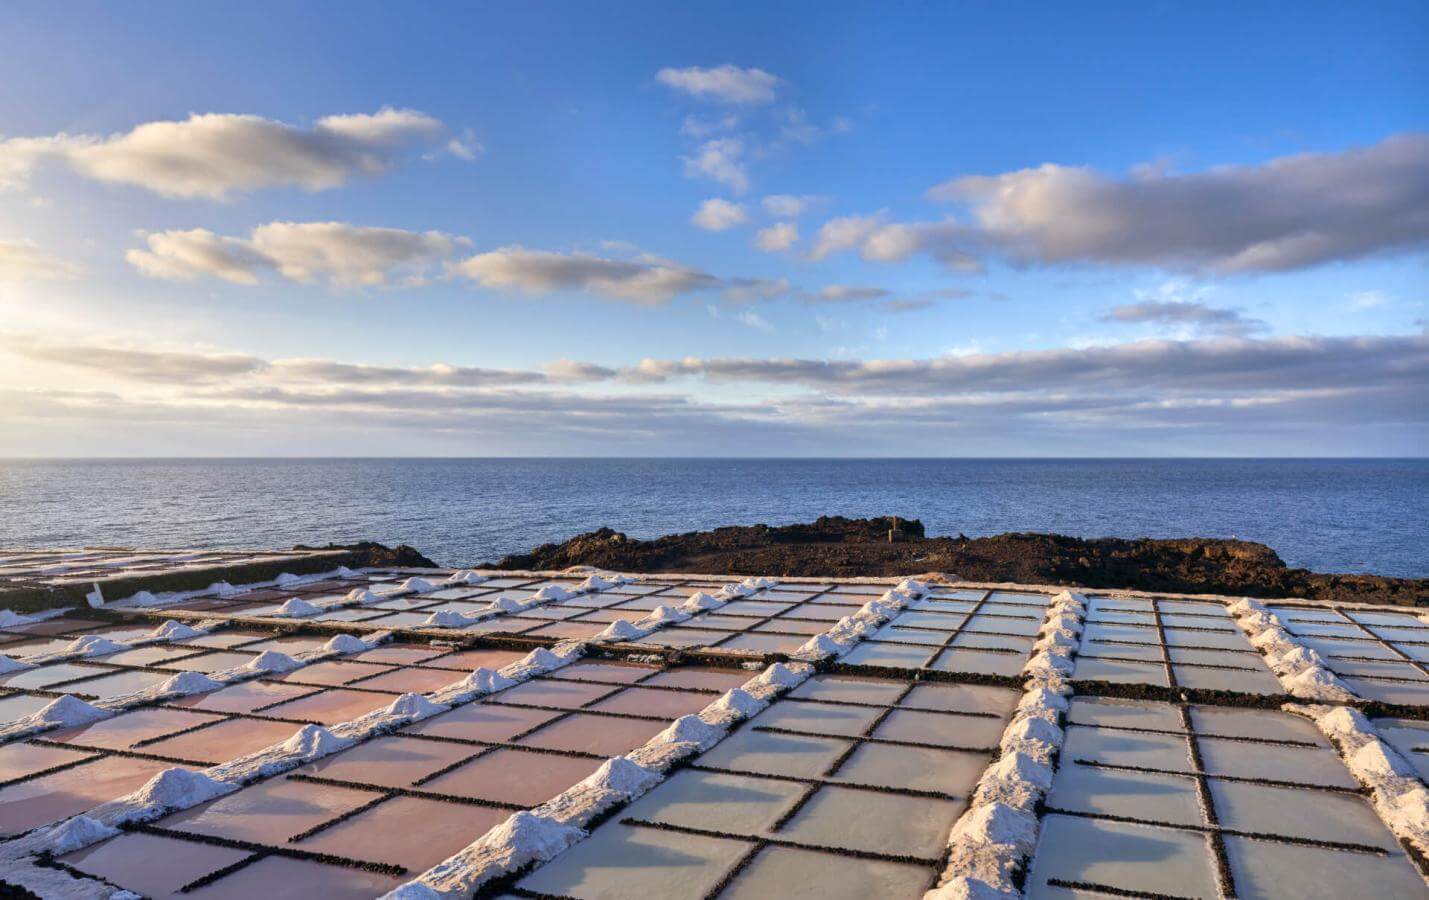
xmin=485 ymin=516 xmax=1427 ymax=606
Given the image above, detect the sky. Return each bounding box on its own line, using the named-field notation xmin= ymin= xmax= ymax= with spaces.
xmin=0 ymin=1 xmax=1425 ymax=457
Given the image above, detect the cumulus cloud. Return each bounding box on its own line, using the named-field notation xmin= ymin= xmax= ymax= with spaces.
xmin=691 ymin=198 xmax=748 ymax=231
xmin=657 ymin=65 xmax=781 ymax=105
xmin=761 ymin=194 xmax=821 ymax=218
xmin=0 ymin=240 xmax=80 ymax=282
xmin=128 ymin=222 xmax=463 ymax=287
xmin=127 ymin=229 xmax=276 ymax=285
xmin=0 ymin=108 xmax=454 ymax=198
xmin=808 ymin=212 xmax=888 ymax=260
xmin=919 ymin=133 xmax=1429 ymax=273
xmin=755 ymin=221 xmax=798 ymax=252
xmin=451 ymin=247 xmax=720 ymax=305
xmin=682 ymin=138 xmax=749 ymax=193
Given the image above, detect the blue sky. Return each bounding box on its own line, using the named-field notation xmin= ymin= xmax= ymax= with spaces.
xmin=0 ymin=1 xmax=1425 ymax=455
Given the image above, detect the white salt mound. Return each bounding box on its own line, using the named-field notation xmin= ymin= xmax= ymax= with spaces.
xmin=577 ymin=756 xmax=662 ymax=796
xmin=64 ymin=635 xmax=130 ymax=657
xmin=596 ymin=619 xmax=644 ymax=641
xmin=466 ymin=667 xmax=518 ymax=693
xmin=244 ymin=650 xmax=302 ymax=673
xmin=1353 ymin=740 xmax=1414 ymax=779
xmin=754 ymin=662 xmax=804 ymax=688
xmin=444 ymin=570 xmax=489 ymax=585
xmin=642 ymin=605 xmax=688 ymax=625
xmin=323 ymin=634 xmax=370 ymax=654
xmin=533 ymin=584 xmax=574 ymax=601
xmin=402 ymin=577 xmax=438 ymax=593
xmin=278 ymin=724 xmax=354 ymax=758
xmin=681 ymin=591 xmax=722 ymax=611
xmin=159 ymin=671 xmax=223 ymax=695
xmin=128 ymin=767 xmax=234 ymax=811
xmin=0 ymin=653 xmax=34 ymax=674
xmin=40 ymin=816 xmax=119 ymax=855
xmin=384 ymin=693 xmax=450 ymax=719
xmin=984 ymin=750 xmax=1054 ymax=791
xmin=709 ymin=688 xmax=764 ymax=718
xmin=37 ymin=695 xmax=108 ymax=727
xmin=150 ymin=620 xmax=204 ymax=640
xmin=486 ymin=809 xmax=584 ymax=862
xmin=0 ymin=609 xmax=36 ymax=627
xmin=273 ymin=597 xmax=321 ymax=617
xmin=424 ymin=610 xmax=477 ymax=628
xmin=952 ymin=802 xmax=1039 ymax=852
xmin=654 ymin=714 xmax=725 ymax=749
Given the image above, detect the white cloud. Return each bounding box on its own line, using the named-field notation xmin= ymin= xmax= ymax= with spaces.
xmin=920 ymin=133 xmax=1429 ymax=273
xmin=0 ymin=240 xmax=80 ymax=282
xmin=755 ymin=221 xmax=798 ymax=252
xmin=691 ymin=198 xmax=748 ymax=231
xmin=1347 ymin=290 xmax=1391 ymax=310
xmin=761 ymin=194 xmax=821 ymax=218
xmin=126 ymin=229 xmax=272 ymax=285
xmin=127 ymin=222 xmax=463 ymax=287
xmin=682 ymin=138 xmax=749 ymax=193
xmin=737 ymin=310 xmax=773 ymax=331
xmin=657 ymin=65 xmax=781 ymax=105
xmin=0 ymin=107 xmax=454 ymax=198
xmin=5 ymin=331 xmax=1423 ymax=455
xmin=806 ymin=285 xmax=893 ymax=303
xmin=808 ymin=212 xmax=887 ymax=260
xmin=1101 ymin=300 xmax=1266 ymax=337
xmin=0 ymin=333 xmax=266 ymax=382
xmin=451 ymin=247 xmax=719 ymax=305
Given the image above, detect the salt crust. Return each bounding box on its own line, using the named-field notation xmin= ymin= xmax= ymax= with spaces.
xmin=925 ymin=591 xmax=1088 ymax=900
xmin=384 ymin=576 xmax=1009 ymax=899
xmin=382 ymin=657 xmax=816 ymax=899
xmin=420 ymin=570 xmax=631 ymax=629
xmin=19 ymin=617 xmax=221 ymax=668
xmin=0 ymin=607 xmax=67 ymax=627
xmin=3 ymin=587 xmax=703 ymax=893
xmin=1288 ymin=701 xmax=1429 ymax=872
xmin=1228 ymin=598 xmax=1357 ymax=702
xmin=3 ymin=636 xmax=596 ymax=882
xmin=0 ymin=628 xmax=391 ymax=742
xmin=789 ymin=576 xmax=934 ymax=662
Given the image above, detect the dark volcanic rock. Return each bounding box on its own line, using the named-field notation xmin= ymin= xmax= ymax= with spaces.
xmin=294 ymin=541 xmax=437 ymax=568
xmin=485 ymin=516 xmax=1427 ymax=606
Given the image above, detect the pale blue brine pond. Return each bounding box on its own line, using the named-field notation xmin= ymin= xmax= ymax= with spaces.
xmin=0 ymin=459 xmax=1424 ymax=577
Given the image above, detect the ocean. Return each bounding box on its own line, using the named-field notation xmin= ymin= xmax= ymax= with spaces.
xmin=0 ymin=459 xmax=1424 ymax=578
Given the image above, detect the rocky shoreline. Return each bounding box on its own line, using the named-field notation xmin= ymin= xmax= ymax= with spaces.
xmin=486 ymin=516 xmax=1428 ymax=606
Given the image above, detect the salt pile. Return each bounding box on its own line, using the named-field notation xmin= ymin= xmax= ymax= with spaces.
xmin=926 ymin=591 xmax=1089 ymax=898
xmin=1229 ymin=598 xmax=1357 ymax=701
